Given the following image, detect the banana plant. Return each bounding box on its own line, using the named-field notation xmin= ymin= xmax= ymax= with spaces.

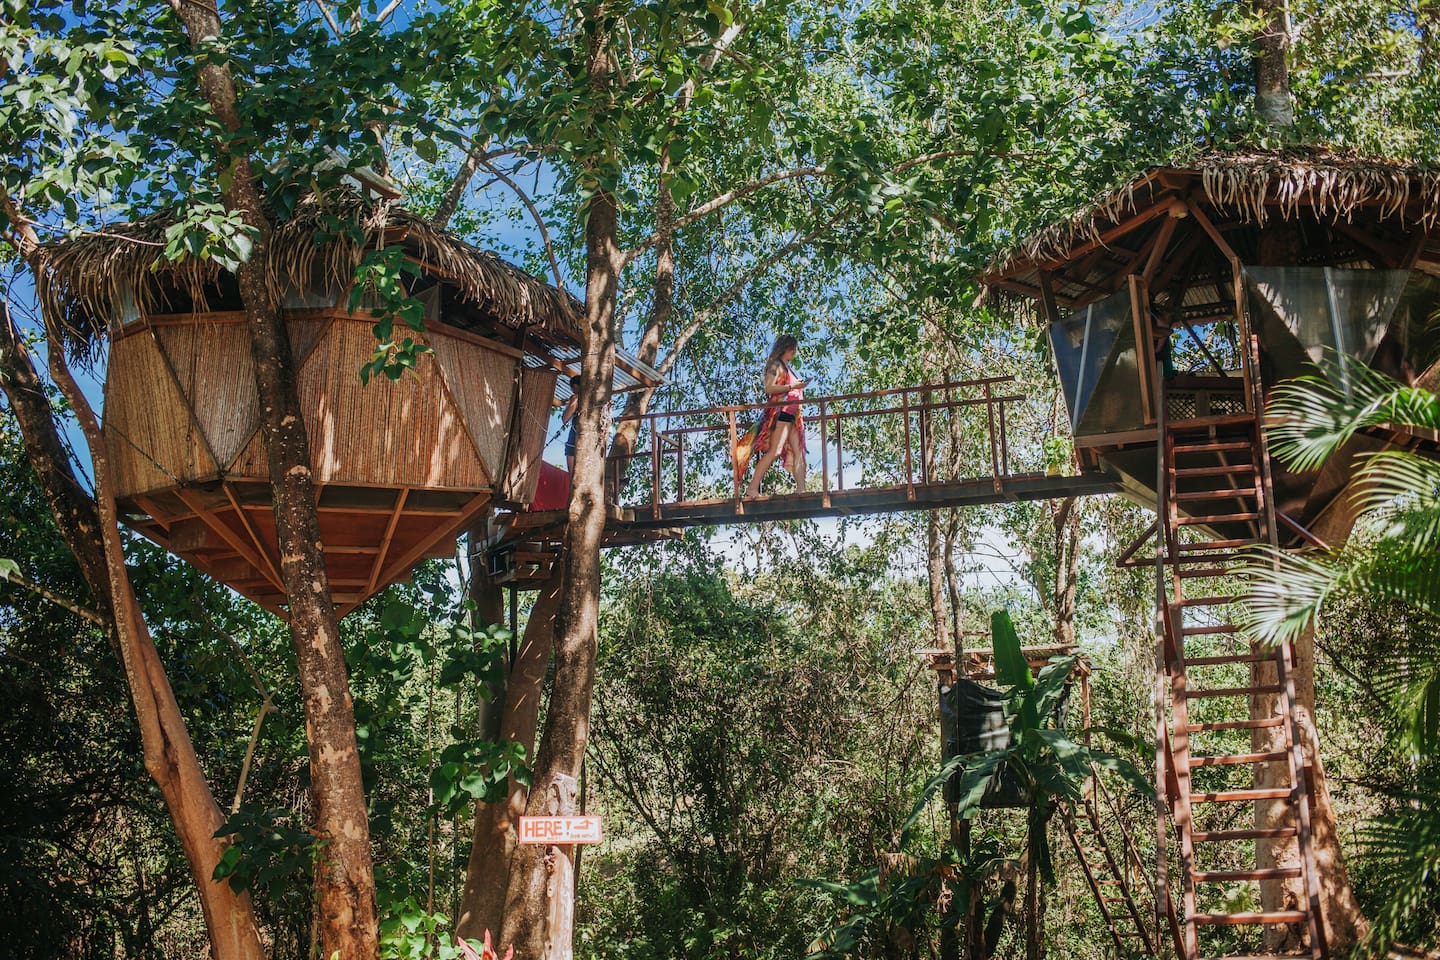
xmin=941 ymin=611 xmax=1152 ymax=960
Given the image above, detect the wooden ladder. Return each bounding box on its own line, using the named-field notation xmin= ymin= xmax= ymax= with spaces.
xmin=1061 ymin=769 xmax=1157 ymax=957
xmin=1157 ymin=410 xmax=1328 ymax=960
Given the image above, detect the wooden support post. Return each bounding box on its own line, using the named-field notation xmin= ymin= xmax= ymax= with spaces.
xmin=676 ymin=434 xmax=685 ymax=504
xmin=728 ymin=410 xmax=740 ymax=505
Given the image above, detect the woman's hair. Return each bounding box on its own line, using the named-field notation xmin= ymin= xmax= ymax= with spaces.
xmin=765 ymin=334 xmax=798 ymax=368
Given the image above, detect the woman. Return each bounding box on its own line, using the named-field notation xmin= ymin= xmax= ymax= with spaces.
xmin=744 ymin=335 xmax=808 ymax=497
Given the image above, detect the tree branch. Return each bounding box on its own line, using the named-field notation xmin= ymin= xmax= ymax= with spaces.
xmin=476 ymin=155 xmax=573 ymax=306
xmin=623 ymin=165 xmax=829 ymax=263
xmin=656 ymin=218 xmax=834 ymax=378
xmin=0 ymin=566 xmax=106 ymax=624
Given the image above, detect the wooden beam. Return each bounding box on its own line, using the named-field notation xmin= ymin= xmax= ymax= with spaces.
xmin=1185 ymin=199 xmax=1242 ymax=264
xmin=1148 ymin=228 xmax=1207 ymax=296
xmin=175 ymin=488 xmax=285 ymax=594
xmin=1030 ymin=197 xmax=1179 ymax=273
xmin=367 ymin=488 xmax=409 ymax=595
xmin=1036 ymin=271 xmax=1064 ymax=324
xmin=349 ymin=491 xmax=494 ymax=617
xmin=1142 ymin=213 xmax=1182 ymax=285
xmin=223 ymin=483 xmax=287 ymax=591
xmin=1328 ymin=221 xmax=1406 ymax=269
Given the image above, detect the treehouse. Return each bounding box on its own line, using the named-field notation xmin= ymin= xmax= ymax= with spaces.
xmin=984 ymin=150 xmax=1440 ymax=541
xmin=984 ymin=150 xmax=1440 ymax=960
xmin=36 ymin=199 xmax=661 ymax=616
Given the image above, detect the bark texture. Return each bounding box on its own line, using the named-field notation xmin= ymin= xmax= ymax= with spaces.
xmin=458 ymin=571 xmax=563 ymax=941
xmin=163 ymin=1 xmax=378 ymax=952
xmin=1249 ymin=0 xmax=1295 ymax=129
xmin=3 ymin=198 xmax=264 ymax=960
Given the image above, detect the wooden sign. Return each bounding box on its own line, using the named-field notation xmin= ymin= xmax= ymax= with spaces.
xmin=517 ymin=815 xmax=603 ymax=845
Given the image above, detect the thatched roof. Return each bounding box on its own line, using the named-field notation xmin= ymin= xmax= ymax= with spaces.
xmin=985 ymin=148 xmax=1440 ymax=288
xmin=35 ymin=196 xmax=581 ymax=346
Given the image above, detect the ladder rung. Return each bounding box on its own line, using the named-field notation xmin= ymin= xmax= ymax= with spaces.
xmin=1169 ymin=414 xmax=1255 ymax=430
xmin=1186 ymin=684 xmax=1284 ymax=699
xmin=1178 ymin=512 xmax=1261 ymax=525
xmin=1173 ymin=464 xmax=1254 ymax=477
xmin=1192 ymin=911 xmax=1307 ymax=926
xmin=1184 ymin=652 xmax=1278 ymax=666
xmin=1188 ymin=717 xmax=1285 ymax=732
xmin=1191 ymin=867 xmax=1303 ymax=882
xmin=1174 ymin=488 xmax=1257 ymax=501
xmin=1178 ymin=595 xmax=1244 ymax=607
xmin=1180 ymin=624 xmax=1240 ymax=636
xmin=1172 ymin=440 xmax=1253 ymax=453
xmin=1189 ymin=787 xmax=1293 ymax=803
xmin=1190 ymin=751 xmax=1290 ymax=766
xmin=1177 ymin=566 xmax=1234 ymax=578
xmin=1177 ymin=538 xmax=1259 ymax=551
xmin=1192 ymin=827 xmax=1297 ymax=842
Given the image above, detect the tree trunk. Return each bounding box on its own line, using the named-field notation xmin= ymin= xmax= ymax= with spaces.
xmin=3 ymin=194 xmax=265 ymax=960
xmin=163 ymin=2 xmax=379 ymax=952
xmin=1050 ymin=497 xmax=1080 ymax=648
xmin=926 ymin=515 xmax=953 ymax=651
xmin=499 ymin=20 xmax=622 ymax=940
xmin=1250 ymin=0 xmax=1294 ymax=129
xmin=1255 ymin=495 xmax=1367 ymax=952
xmin=458 ymin=570 xmax=563 ymax=941
xmin=1023 ymin=807 xmax=1044 ymax=960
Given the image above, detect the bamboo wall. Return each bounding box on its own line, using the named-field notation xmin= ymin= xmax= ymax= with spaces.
xmin=103 ymin=311 xmax=546 ymax=499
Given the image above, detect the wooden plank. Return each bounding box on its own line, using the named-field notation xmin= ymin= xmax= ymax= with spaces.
xmin=357 ymin=491 xmax=494 ymax=616
xmin=1141 ymin=212 xmax=1181 ymax=285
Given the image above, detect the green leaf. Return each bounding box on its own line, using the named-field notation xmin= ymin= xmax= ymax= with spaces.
xmin=990 ymin=609 xmax=1032 ymax=690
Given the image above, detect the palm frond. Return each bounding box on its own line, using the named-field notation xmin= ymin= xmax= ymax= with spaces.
xmin=1350 ymin=450 xmax=1440 ymax=546
xmin=1358 ymin=772 xmax=1440 ymax=953
xmin=1266 ymin=358 xmax=1440 ymax=472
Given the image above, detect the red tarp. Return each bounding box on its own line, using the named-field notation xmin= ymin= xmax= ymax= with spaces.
xmin=527 ymin=461 xmax=571 ymax=512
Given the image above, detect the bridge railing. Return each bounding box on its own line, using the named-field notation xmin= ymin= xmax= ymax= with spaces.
xmin=607 ymin=376 xmax=1030 ymax=513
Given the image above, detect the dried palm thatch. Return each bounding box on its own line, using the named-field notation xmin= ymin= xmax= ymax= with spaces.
xmin=33 ymin=195 xmax=580 ymax=351
xmin=988 ymin=147 xmax=1440 ymax=281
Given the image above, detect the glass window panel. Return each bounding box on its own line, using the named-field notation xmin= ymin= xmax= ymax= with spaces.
xmin=1048 ymin=289 xmax=1136 ymax=434
xmin=1246 ymin=267 xmax=1409 ymax=390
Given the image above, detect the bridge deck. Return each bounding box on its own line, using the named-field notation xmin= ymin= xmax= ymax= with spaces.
xmin=493 ymin=375 xmax=1124 ymax=565
xmin=613 ymin=470 xmax=1120 ymax=531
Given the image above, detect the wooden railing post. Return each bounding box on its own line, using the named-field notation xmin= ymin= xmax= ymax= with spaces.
xmin=902 ymin=388 xmax=914 ymax=499
xmin=920 ymin=388 xmax=932 ymax=484
xmin=676 ymin=432 xmax=685 ymax=504
xmin=649 ymin=423 xmax=660 ymax=520
xmin=985 ymin=381 xmax=1001 ymax=493
xmin=819 ymin=400 xmax=830 ymax=508
xmin=728 ymin=409 xmax=740 ymax=504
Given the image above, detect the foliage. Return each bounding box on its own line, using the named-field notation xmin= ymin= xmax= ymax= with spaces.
xmin=1247 ymin=358 xmax=1440 ymax=757
xmin=1245 ymin=357 xmax=1440 ymax=951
